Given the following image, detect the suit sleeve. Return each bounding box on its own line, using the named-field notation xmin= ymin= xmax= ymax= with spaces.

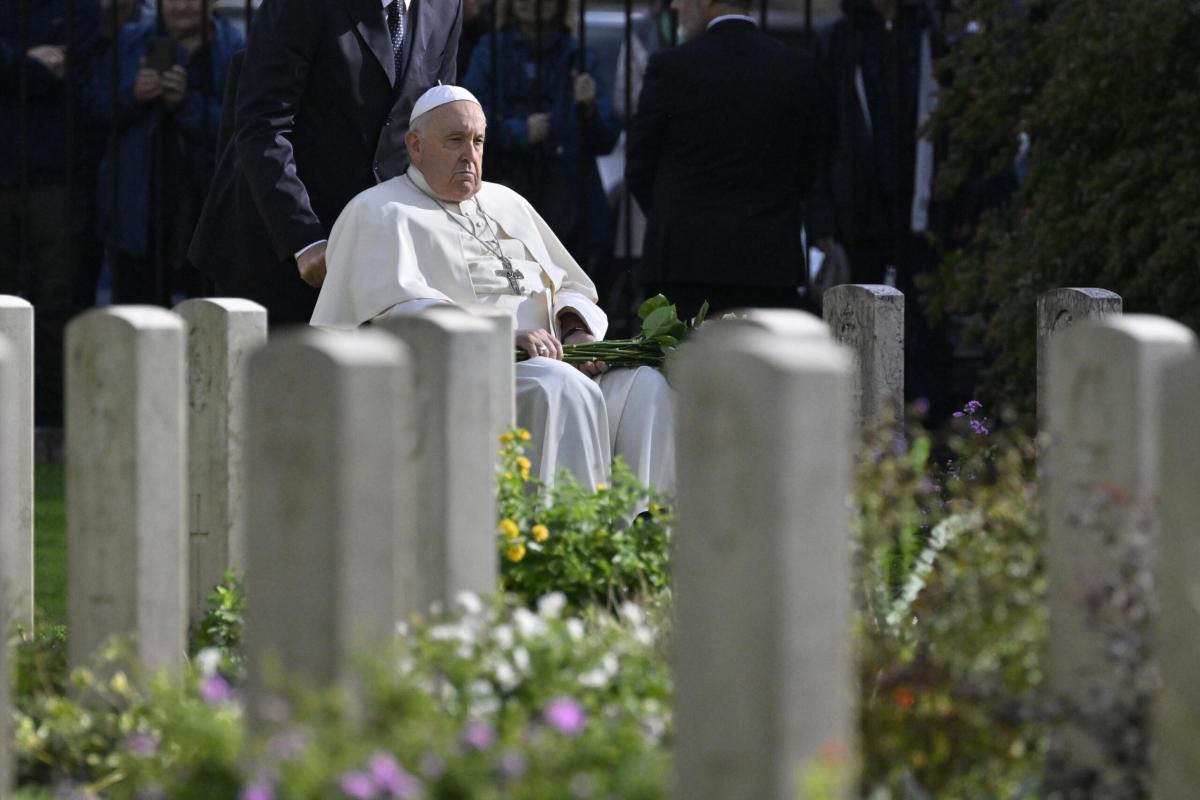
xmin=233 ymin=0 xmax=328 ymax=262
xmin=625 ymin=51 xmax=669 ymax=214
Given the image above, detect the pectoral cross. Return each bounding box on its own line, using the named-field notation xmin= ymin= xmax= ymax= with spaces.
xmin=496 ymin=257 xmax=525 ymax=295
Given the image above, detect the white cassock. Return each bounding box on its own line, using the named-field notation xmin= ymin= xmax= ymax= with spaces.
xmin=311 ymin=166 xmax=675 ymax=497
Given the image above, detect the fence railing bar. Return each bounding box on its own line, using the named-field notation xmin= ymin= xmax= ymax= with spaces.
xmin=760 ymin=0 xmax=767 ymax=34
xmin=107 ymin=0 xmax=121 ymax=303
xmin=622 ymin=0 xmax=632 ymax=264
xmin=153 ymin=0 xmax=168 ymax=304
xmin=64 ymin=0 xmax=77 ymax=243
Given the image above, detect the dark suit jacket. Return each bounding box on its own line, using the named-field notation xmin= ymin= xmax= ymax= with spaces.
xmin=626 ymin=19 xmax=827 ymax=288
xmin=188 ymin=0 xmax=461 ymax=323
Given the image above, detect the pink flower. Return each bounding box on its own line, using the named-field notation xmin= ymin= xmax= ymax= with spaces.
xmin=368 ymin=752 xmax=422 ymax=799
xmin=240 ymin=778 xmax=276 ymax=800
xmin=339 ymin=770 xmax=378 ymax=799
xmin=462 ymin=720 xmax=497 ymax=751
xmin=544 ymin=696 xmax=587 ymax=736
xmin=199 ymin=674 xmax=236 ymax=705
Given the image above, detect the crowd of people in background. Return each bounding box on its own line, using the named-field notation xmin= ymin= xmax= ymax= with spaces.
xmin=2 ymin=0 xmax=974 ymax=428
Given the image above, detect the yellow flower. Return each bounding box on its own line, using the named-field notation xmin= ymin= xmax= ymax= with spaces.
xmin=516 ymin=456 xmax=532 ymax=471
xmin=594 ymin=483 xmax=607 ymax=492
xmin=649 ymin=501 xmax=662 ymax=515
xmin=531 ymin=524 xmax=549 ymax=543
xmin=519 ymin=466 xmax=531 ymax=481
xmin=518 ymin=429 xmax=532 ymax=441
xmin=498 ymin=519 xmax=520 ymax=539
xmin=109 ymin=671 xmax=131 ymax=695
xmin=506 ymin=542 xmax=526 ymax=562
xmin=502 ymin=471 xmax=514 ymax=481
xmin=500 ymin=432 xmax=514 ymax=445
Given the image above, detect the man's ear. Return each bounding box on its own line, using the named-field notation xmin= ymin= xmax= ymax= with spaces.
xmin=405 ymin=130 xmax=421 ymax=165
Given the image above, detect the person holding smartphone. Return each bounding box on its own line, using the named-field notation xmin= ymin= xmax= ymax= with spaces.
xmin=88 ymin=0 xmax=243 ymax=304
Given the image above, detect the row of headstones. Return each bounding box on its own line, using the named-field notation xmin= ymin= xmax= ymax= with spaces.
xmin=1 ymin=287 xmax=1195 ymax=796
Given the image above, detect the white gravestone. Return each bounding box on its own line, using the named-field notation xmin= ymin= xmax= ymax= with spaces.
xmin=1155 ymin=354 xmax=1200 ymax=799
xmin=0 ymin=336 xmax=15 ymax=792
xmin=823 ymin=284 xmax=905 ymax=424
xmin=0 ymin=296 xmax=33 ymax=628
xmin=673 ymin=318 xmax=856 ymax=800
xmin=377 ymin=312 xmax=499 ymax=614
xmin=174 ymin=298 xmax=267 ymax=618
xmin=66 ymin=307 xmax=187 ymax=675
xmin=436 ymin=304 xmax=516 ymax=453
xmin=243 ymin=329 xmax=415 ymax=692
xmin=1044 ymin=315 xmax=1194 ymax=786
xmin=1037 ymin=288 xmax=1122 ymax=422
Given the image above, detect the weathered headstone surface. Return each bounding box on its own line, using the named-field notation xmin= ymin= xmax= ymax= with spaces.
xmin=174 ymin=298 xmax=267 ymax=618
xmin=0 ymin=296 xmax=33 ymax=628
xmin=66 ymin=307 xmax=187 ymax=675
xmin=1043 ymin=315 xmax=1194 ymax=790
xmin=673 ymin=317 xmax=856 ymax=800
xmin=822 ymin=284 xmax=904 ymax=424
xmin=1037 ymin=288 xmax=1122 ymax=421
xmin=378 ymin=312 xmax=498 ymax=614
xmin=0 ymin=336 xmax=15 ymax=792
xmin=441 ymin=303 xmax=515 ymax=445
xmin=243 ymin=329 xmax=414 ymax=693
xmin=1155 ymin=354 xmax=1200 ymax=799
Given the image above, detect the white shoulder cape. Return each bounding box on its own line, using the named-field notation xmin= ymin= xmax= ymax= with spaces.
xmin=310 ymin=174 xmax=607 ymax=338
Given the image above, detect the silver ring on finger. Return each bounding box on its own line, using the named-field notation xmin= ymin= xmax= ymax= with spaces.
xmin=537 ymin=345 xmax=549 ymax=355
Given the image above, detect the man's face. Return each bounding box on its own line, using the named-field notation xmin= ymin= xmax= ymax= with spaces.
xmin=407 ymin=101 xmax=487 ymax=203
xmin=671 ymin=0 xmax=707 ymax=42
xmin=163 ymin=0 xmax=205 ymax=39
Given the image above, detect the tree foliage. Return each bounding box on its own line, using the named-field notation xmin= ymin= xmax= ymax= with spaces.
xmin=925 ymin=0 xmax=1200 ymax=413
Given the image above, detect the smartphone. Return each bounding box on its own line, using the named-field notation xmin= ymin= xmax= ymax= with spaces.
xmin=145 ymin=35 xmax=176 ymax=73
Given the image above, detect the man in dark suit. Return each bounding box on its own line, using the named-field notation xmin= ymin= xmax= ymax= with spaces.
xmin=626 ymin=0 xmax=827 ymax=319
xmin=188 ymin=0 xmax=462 ymax=323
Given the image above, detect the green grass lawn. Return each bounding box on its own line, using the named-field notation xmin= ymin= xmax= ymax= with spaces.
xmin=34 ymin=463 xmax=66 ymax=624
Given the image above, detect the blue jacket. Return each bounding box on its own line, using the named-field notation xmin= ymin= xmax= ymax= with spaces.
xmin=89 ymin=12 xmax=242 ymax=255
xmin=0 ymin=0 xmax=101 ymax=187
xmin=464 ymin=28 xmax=621 ymax=256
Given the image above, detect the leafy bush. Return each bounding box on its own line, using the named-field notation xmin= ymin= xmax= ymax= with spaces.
xmin=925 ymin=0 xmax=1200 ymax=413
xmin=495 ymin=431 xmax=672 ymax=609
xmin=12 ymin=593 xmax=672 ymax=799
xmin=855 ymin=403 xmax=1046 ymax=797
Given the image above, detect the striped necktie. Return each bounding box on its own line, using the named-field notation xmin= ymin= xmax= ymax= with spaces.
xmin=386 ymin=0 xmax=406 ymax=79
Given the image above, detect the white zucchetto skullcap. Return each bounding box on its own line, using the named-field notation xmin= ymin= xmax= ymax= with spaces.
xmin=409 ymin=83 xmax=482 ymax=125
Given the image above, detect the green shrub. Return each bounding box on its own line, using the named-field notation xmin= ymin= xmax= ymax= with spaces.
xmin=495 ymin=430 xmax=672 ymax=609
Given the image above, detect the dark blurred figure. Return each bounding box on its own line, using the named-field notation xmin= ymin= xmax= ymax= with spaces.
xmin=89 ymin=0 xmax=242 ymax=304
xmin=457 ymin=0 xmax=494 ymax=81
xmin=463 ymin=0 xmax=621 ymax=268
xmin=0 ymin=0 xmax=101 ymax=426
xmin=188 ymin=0 xmax=462 ymax=325
xmin=808 ymin=0 xmax=955 ymax=415
xmin=626 ymin=0 xmax=826 ymax=319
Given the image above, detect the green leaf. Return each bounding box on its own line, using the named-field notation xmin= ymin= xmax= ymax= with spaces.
xmin=637 ymin=294 xmax=671 ymax=320
xmin=691 ymin=300 xmax=710 ymax=328
xmin=640 ymin=306 xmax=678 ymax=340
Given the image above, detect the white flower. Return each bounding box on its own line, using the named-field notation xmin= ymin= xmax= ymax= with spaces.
xmin=634 ymin=626 xmax=655 ymax=647
xmin=512 ymin=646 xmax=531 ymax=674
xmin=601 ymin=652 xmax=619 ymax=678
xmin=468 ymin=679 xmax=494 ymax=699
xmin=492 ymin=624 xmax=514 ymax=651
xmin=565 ymin=618 xmax=585 ymax=641
xmin=494 ymin=660 xmax=520 ymax=691
xmin=578 ymin=667 xmax=609 ymax=689
xmin=618 ymin=601 xmax=645 ymax=627
xmin=194 ymin=647 xmax=222 ymax=678
xmin=537 ymin=592 xmax=567 ymax=619
xmin=395 ymin=655 xmax=415 ymax=675
xmin=513 ymin=607 xmax=548 ymax=639
xmin=455 ymin=591 xmax=485 ymax=617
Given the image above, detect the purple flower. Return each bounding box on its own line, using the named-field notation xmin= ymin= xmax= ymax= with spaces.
xmin=497 ymin=750 xmax=528 ymax=781
xmin=965 ymin=399 xmax=983 ymax=414
xmin=199 ymin=674 xmax=236 ymax=705
xmin=368 ymin=752 xmax=422 ymax=799
xmin=969 ymin=419 xmax=990 ymax=436
xmin=952 ymin=411 xmax=964 ymax=418
xmin=126 ymin=731 xmax=157 ymax=758
xmin=544 ymin=696 xmax=587 ymax=736
xmin=240 ymin=779 xmax=276 ymax=800
xmin=268 ymin=730 xmax=308 ymax=762
xmin=338 ymin=770 xmax=378 ymax=799
xmin=462 ymin=720 xmax=497 ymax=751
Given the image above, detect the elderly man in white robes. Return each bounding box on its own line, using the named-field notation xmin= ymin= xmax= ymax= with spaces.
xmin=312 ymin=85 xmax=674 ymax=496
